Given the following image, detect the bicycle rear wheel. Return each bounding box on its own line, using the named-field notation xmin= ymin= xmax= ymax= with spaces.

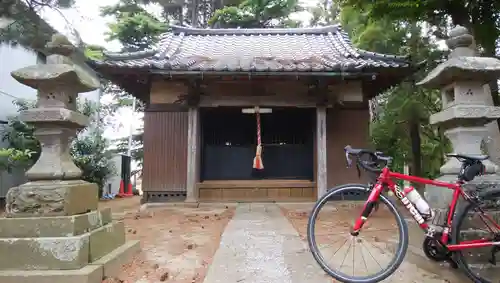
xmin=452 ymin=188 xmax=500 ymax=283
xmin=307 ymin=184 xmax=408 ymax=283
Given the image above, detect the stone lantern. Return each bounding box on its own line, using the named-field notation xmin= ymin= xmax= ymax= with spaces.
xmin=417 ymin=26 xmax=500 ymax=211
xmin=0 ymin=34 xmax=139 ymax=283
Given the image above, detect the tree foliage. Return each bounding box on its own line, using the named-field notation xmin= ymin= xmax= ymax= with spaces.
xmin=1 ymin=99 xmax=40 ymax=171
xmin=341 ymin=0 xmax=500 ymax=136
xmin=209 ymin=0 xmax=302 ymax=28
xmin=309 ymin=0 xmax=339 ymax=27
xmin=341 ymin=0 xmax=500 ymax=56
xmin=71 ymin=127 xmax=115 ymax=191
xmin=100 ymin=0 xmax=167 ymax=52
xmin=0 ymin=0 xmax=81 ymax=48
xmin=84 ymin=44 xmax=106 ymax=60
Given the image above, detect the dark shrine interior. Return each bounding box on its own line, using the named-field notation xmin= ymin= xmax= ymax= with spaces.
xmin=200 ymin=107 xmax=315 ymax=181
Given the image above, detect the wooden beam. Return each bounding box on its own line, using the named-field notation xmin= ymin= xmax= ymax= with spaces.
xmin=185 ymin=107 xmax=200 ymax=202
xmin=181 ymin=79 xmax=202 ymax=106
xmin=146 ymin=103 xmax=188 ymax=112
xmin=316 ymin=106 xmax=327 ymax=199
xmin=199 ymin=95 xmax=320 ymax=107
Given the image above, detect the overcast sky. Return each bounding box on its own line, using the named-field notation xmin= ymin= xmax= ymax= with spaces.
xmin=40 ymin=0 xmax=317 ymax=50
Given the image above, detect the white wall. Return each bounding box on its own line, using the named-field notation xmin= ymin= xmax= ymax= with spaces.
xmin=0 ymin=45 xmax=39 ymax=120
xmin=0 ymin=44 xmax=40 ymax=198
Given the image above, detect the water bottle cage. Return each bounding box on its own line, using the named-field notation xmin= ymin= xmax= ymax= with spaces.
xmin=459 ymin=161 xmax=486 ymax=182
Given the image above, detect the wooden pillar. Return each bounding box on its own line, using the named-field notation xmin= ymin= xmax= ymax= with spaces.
xmin=316 ymin=106 xmax=327 ymax=199
xmin=185 ymin=106 xmax=199 ymax=202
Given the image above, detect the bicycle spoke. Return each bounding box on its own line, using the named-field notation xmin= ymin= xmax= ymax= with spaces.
xmin=359 ymin=238 xmax=384 ymax=271
xmin=317 ymin=235 xmax=349 ymax=249
xmin=339 ymin=238 xmax=353 ymax=273
xmin=308 ymin=185 xmax=407 ymax=282
xmin=352 ymin=237 xmax=356 ymax=276
xmin=326 ymin=236 xmax=350 ymax=264
xmin=360 ymin=240 xmax=369 ymax=271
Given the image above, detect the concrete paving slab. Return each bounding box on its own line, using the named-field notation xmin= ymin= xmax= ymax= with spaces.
xmin=203 ymin=203 xmax=330 ymax=283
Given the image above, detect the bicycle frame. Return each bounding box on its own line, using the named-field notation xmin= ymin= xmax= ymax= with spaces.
xmin=352 ymin=167 xmax=500 ymax=251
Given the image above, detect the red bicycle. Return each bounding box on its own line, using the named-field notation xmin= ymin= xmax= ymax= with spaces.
xmin=307 ymin=145 xmax=500 ymax=283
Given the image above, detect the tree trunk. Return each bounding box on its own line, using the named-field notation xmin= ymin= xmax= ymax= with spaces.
xmin=409 ymin=115 xmax=423 ymax=193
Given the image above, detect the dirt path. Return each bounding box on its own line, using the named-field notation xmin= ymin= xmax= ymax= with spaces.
xmin=105 ymin=204 xmax=236 ymax=283
xmin=98 ymin=196 xmax=142 ymax=213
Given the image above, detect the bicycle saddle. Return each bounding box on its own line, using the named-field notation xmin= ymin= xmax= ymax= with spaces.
xmin=447 ymin=153 xmax=489 ymax=162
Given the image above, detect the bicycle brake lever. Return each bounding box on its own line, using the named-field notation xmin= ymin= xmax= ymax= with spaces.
xmin=345 ymin=150 xmax=352 ymax=168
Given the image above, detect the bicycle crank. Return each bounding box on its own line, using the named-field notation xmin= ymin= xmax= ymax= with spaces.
xmin=423 ymin=236 xmax=448 ymax=261
xmin=423 ymin=236 xmax=459 ymax=269
xmin=488 ymin=234 xmax=500 ymax=265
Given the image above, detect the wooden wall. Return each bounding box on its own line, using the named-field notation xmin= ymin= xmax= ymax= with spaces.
xmin=197 ymin=180 xmax=316 ymax=202
xmin=142 ymin=110 xmax=188 ymax=192
xmin=143 ymin=78 xmax=370 ymax=201
xmin=326 ymin=108 xmax=371 ymax=188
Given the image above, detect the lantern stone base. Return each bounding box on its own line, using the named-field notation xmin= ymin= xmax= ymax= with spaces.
xmin=5 ymin=180 xmax=100 ymax=218
xmin=0 ymin=208 xmax=140 ymax=282
xmin=0 ymin=240 xmax=140 ymax=283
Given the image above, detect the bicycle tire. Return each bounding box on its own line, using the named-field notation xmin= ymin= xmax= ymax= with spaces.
xmin=307 ymin=184 xmax=409 ymax=283
xmin=452 ymin=187 xmax=500 ymax=283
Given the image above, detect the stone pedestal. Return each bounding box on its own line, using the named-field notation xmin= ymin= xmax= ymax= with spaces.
xmin=0 ymin=34 xmax=139 ymax=283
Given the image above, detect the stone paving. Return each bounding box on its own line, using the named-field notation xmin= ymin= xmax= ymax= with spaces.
xmin=203 ymin=203 xmax=329 ymax=283
xmin=203 ymin=203 xmax=469 ymax=283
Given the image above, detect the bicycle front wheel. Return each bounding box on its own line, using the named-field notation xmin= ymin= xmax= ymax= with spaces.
xmin=307 ymin=184 xmax=409 ymax=283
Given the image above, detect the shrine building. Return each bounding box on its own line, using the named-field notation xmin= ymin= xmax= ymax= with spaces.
xmin=90 ymin=25 xmax=412 ymax=203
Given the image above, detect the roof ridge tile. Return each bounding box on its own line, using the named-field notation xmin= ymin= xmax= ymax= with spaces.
xmin=93 ymin=25 xmax=410 ymax=72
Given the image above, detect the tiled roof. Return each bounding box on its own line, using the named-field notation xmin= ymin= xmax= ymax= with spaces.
xmin=92 ymin=25 xmax=410 ymax=73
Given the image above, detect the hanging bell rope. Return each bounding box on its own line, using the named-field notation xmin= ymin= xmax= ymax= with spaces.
xmin=253 ymin=106 xmax=264 ymax=170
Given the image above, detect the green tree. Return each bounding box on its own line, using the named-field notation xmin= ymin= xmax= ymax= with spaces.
xmin=1 ymin=99 xmax=40 ymax=170
xmin=100 ymin=0 xmax=167 ymax=52
xmin=341 ymin=0 xmax=500 ymax=129
xmin=336 ymin=6 xmax=450 ymax=185
xmin=209 ymin=0 xmax=302 ymax=28
xmin=0 ymin=148 xmax=36 ymax=172
xmin=309 ymin=0 xmax=339 ymax=26
xmin=84 ymin=44 xmax=106 ymax=60
xmin=71 ymin=127 xmax=115 ymax=192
